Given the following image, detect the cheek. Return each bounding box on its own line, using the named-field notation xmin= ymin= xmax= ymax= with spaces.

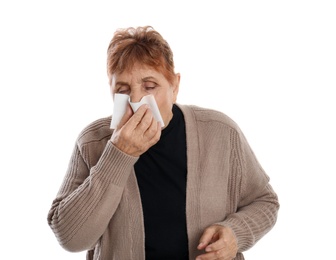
xmin=155 ymin=94 xmax=173 ymax=123
xmin=156 ymin=91 xmax=173 ymax=110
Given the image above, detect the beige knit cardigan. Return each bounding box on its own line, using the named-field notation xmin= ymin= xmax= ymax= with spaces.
xmin=48 ymin=104 xmax=279 ymax=260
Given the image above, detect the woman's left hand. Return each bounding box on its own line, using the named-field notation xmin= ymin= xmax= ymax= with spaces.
xmin=196 ymin=225 xmax=238 ymax=260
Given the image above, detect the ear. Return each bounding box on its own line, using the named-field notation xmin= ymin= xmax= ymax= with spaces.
xmin=172 ymin=73 xmax=180 ymax=103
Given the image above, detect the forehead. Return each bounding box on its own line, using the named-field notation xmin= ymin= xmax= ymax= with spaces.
xmin=112 ymin=64 xmax=166 ymax=84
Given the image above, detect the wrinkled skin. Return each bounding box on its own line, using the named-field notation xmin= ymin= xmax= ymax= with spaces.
xmin=197 ymin=225 xmax=238 ymax=260
xmin=109 ymin=65 xmax=238 ymax=259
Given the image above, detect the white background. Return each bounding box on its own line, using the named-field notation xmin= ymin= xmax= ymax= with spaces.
xmin=1 ymin=0 xmax=335 ymax=259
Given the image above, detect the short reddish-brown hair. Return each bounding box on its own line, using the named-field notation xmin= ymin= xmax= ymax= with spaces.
xmin=107 ymin=26 xmax=176 ymax=85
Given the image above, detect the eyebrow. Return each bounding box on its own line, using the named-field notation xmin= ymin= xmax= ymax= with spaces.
xmin=115 ymin=81 xmax=130 ymax=87
xmin=115 ymin=76 xmax=158 ymax=87
xmin=141 ymin=76 xmax=157 ymax=82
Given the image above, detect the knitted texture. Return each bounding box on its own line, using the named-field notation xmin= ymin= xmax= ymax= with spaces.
xmin=48 ymin=104 xmax=279 ymax=260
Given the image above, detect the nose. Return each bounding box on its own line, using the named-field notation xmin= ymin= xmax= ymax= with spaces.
xmin=129 ymin=90 xmax=143 ymax=103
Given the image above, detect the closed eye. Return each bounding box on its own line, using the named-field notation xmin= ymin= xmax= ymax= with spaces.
xmin=115 ymin=84 xmax=130 ymax=94
xmin=143 ymin=81 xmax=157 ymax=91
xmin=118 ymin=89 xmax=130 ymax=94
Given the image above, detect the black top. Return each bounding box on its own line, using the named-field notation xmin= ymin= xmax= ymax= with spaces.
xmin=134 ymin=105 xmax=189 ymax=260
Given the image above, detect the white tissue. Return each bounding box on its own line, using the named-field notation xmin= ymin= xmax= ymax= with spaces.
xmin=110 ymin=93 xmax=129 ymax=129
xmin=110 ymin=94 xmax=165 ymax=129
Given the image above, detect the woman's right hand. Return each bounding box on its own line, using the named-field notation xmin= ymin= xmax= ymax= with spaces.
xmin=110 ymin=104 xmax=161 ymax=157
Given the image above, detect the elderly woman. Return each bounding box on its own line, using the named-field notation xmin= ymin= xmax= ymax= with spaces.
xmin=48 ymin=26 xmax=279 ymax=260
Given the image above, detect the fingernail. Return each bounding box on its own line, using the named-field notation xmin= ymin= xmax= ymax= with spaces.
xmin=205 ymin=246 xmax=212 ymax=252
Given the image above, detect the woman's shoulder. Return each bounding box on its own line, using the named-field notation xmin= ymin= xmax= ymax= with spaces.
xmin=177 ymin=104 xmax=240 ymax=130
xmin=76 ymin=116 xmax=113 ymax=146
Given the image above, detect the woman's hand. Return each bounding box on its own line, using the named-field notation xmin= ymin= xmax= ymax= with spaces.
xmin=196 ymin=225 xmax=238 ymax=260
xmin=111 ymin=104 xmax=161 ymax=157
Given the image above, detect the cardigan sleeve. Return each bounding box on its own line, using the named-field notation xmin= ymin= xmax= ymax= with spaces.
xmin=217 ymin=128 xmax=280 ymax=252
xmin=47 ymin=139 xmax=138 ymax=252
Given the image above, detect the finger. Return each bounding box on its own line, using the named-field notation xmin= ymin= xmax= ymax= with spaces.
xmin=203 ymin=227 xmax=238 ymax=259
xmin=127 ymin=104 xmax=149 ymax=129
xmin=197 ymin=226 xmax=217 ymax=250
xmin=205 ymin=226 xmax=235 ymax=252
xmin=144 ymin=121 xmax=161 ymax=146
xmin=136 ymin=106 xmax=156 ymax=133
xmin=117 ymin=104 xmax=133 ymax=129
xmin=205 ymin=226 xmax=237 ymax=253
xmin=196 ymin=248 xmax=225 ymax=260
xmin=204 ymin=238 xmax=223 ymax=253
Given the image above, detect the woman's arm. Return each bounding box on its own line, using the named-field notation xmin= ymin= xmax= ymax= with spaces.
xmin=47 ymin=140 xmax=138 ymax=252
xmin=221 ymin=128 xmax=280 ymax=252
